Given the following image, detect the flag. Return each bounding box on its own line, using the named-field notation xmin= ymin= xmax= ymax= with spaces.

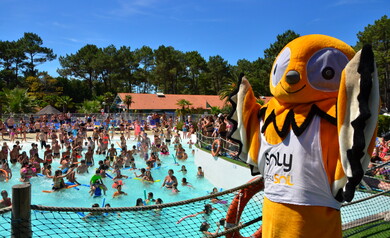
xmin=206 ymin=101 xmax=211 ymax=108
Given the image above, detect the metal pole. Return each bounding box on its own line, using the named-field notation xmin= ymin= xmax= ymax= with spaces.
xmin=11 ymin=183 xmax=31 ymax=238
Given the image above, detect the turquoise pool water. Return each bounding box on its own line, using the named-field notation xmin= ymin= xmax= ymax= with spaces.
xmin=1 ymin=135 xmax=216 ymax=208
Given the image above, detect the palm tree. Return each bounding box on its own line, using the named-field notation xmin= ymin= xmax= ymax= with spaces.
xmin=77 ymin=100 xmax=101 ymax=113
xmin=2 ymin=88 xmax=35 ymax=113
xmin=56 ymin=96 xmax=74 ymax=112
xmin=123 ymin=95 xmax=134 ymax=111
xmin=176 ymin=99 xmax=192 ymax=121
xmin=103 ymin=92 xmax=115 ymax=112
xmin=218 ymin=76 xmax=238 ymax=102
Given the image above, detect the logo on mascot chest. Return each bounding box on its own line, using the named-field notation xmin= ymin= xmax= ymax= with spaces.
xmin=265 ymin=152 xmax=292 ymax=172
xmin=265 ymin=152 xmax=294 ymax=186
xmin=264 ymin=174 xmax=294 ymax=186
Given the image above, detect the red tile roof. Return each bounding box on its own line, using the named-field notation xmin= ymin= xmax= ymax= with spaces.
xmin=117 ymin=93 xmax=227 ymax=110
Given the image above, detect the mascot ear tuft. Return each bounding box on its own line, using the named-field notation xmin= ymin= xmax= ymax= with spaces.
xmin=239 ymin=72 xmax=245 ymax=81
xmin=358 ymin=44 xmax=375 ymax=74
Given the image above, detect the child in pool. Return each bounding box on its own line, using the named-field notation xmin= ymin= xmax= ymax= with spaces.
xmin=153 ymin=198 xmax=163 ymax=213
xmin=178 ymin=165 xmax=187 ymax=174
xmin=82 ymin=203 xmax=102 ymax=221
xmin=89 ymin=169 xmax=107 ymax=196
xmin=47 ymin=170 xmax=68 ymax=191
xmin=77 ymin=160 xmax=89 ymax=174
xmin=145 ymin=192 xmax=156 ymax=205
xmin=134 ymin=168 xmax=146 ymax=178
xmin=197 ymin=166 xmax=204 ymax=177
xmin=112 ymin=184 xmax=127 ymax=198
xmin=113 ymin=166 xmax=128 ymax=180
xmin=181 ymin=178 xmax=193 ymax=188
xmin=176 ymin=204 xmax=220 ymax=224
xmin=135 ymin=198 xmax=144 ymax=206
xmin=104 ymin=203 xmax=121 ymax=217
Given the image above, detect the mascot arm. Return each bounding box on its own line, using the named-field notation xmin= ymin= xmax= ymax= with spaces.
xmin=228 ymin=75 xmax=262 ymax=175
xmin=336 ymin=45 xmax=380 ymax=202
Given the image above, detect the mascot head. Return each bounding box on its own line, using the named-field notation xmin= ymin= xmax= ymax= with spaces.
xmin=270 ymin=34 xmax=355 ymax=104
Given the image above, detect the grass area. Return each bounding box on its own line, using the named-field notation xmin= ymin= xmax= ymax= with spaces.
xmin=343 ymin=220 xmax=390 ymax=238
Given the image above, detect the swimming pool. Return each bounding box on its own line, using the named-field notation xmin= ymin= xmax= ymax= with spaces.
xmin=1 ymin=135 xmax=217 ymax=208
xmin=2 ymin=134 xmax=389 ymax=237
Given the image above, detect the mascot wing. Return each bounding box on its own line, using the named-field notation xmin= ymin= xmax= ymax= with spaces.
xmin=337 ymin=45 xmax=380 ymax=202
xmin=228 ymin=75 xmax=262 ymax=175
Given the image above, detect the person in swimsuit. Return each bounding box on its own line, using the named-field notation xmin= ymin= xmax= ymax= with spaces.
xmin=47 ymin=170 xmax=68 ymax=191
xmin=197 ymin=166 xmax=204 ymax=177
xmin=161 ymin=169 xmax=178 ymax=189
xmin=77 ymin=160 xmax=89 ymax=174
xmin=0 ymin=190 xmax=12 ymax=208
xmin=177 ymin=204 xmax=221 ymax=224
xmin=89 ymin=169 xmax=107 ymax=196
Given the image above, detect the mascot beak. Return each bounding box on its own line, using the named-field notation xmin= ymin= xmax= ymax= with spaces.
xmin=285 ymin=70 xmax=300 ymax=84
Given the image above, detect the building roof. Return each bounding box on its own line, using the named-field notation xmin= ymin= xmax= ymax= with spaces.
xmin=36 ymin=105 xmax=61 ymax=115
xmin=116 ymin=93 xmax=227 ymax=110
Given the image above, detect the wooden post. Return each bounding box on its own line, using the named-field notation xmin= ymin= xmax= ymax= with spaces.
xmin=11 ymin=183 xmax=31 ymax=238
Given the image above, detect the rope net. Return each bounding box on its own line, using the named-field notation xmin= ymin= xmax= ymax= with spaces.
xmin=0 ymin=178 xmax=264 ymax=238
xmin=1 ymin=173 xmax=390 ymax=237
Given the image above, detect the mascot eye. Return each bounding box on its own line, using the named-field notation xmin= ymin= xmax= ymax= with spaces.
xmin=322 ymin=67 xmax=335 ymax=80
xmin=307 ymin=48 xmax=349 ymax=92
xmin=271 ymin=47 xmax=290 ymax=87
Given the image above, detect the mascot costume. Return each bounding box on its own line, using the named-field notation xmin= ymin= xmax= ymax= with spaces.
xmin=227 ymin=34 xmax=379 ymax=237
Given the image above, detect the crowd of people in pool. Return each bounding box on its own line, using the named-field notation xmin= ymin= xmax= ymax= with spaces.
xmin=0 ymin=112 xmax=233 ymax=207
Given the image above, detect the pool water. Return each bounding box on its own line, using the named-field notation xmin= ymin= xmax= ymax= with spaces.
xmin=1 ymin=134 xmax=216 ymax=208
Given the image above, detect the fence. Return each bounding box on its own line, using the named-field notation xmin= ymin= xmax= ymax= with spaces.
xmin=1 ymin=143 xmax=390 ymax=237
xmin=1 ymin=175 xmax=389 ymax=237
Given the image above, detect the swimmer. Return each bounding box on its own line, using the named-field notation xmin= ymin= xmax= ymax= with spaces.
xmin=177 ymin=204 xmax=220 ymax=224
xmin=41 ymin=163 xmax=52 ymax=177
xmin=199 ymin=222 xmax=221 ymax=236
xmin=134 ymin=168 xmax=146 ymax=178
xmin=153 ymin=198 xmax=163 ymax=213
xmin=113 ymin=184 xmax=127 ymax=198
xmin=0 ymin=190 xmax=12 ymax=208
xmin=113 ymin=166 xmax=128 ymax=180
xmin=66 ymin=164 xmax=80 ymax=185
xmin=47 ymin=170 xmax=68 ymax=191
xmin=136 ymin=198 xmax=144 ymax=206
xmin=82 ymin=203 xmax=102 ymax=221
xmin=104 ymin=203 xmax=121 ymax=217
xmin=210 ymin=187 xmax=223 ymax=204
xmin=90 ymin=169 xmax=107 ymax=196
xmin=142 ymin=170 xmax=154 ymax=182
xmin=145 ymin=192 xmax=156 ymax=205
xmin=77 ymin=160 xmax=89 ymax=174
xmin=161 ymin=169 xmax=178 ymax=189
xmin=181 ymin=178 xmax=193 ymax=188
xmin=178 ymin=165 xmax=187 ymax=174
xmin=197 ymin=166 xmax=204 ymax=177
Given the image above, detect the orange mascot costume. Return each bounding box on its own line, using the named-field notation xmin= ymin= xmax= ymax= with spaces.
xmin=228 ymin=34 xmax=379 ymax=237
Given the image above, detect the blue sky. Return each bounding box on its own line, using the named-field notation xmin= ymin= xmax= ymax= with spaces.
xmin=0 ymin=0 xmax=388 ymax=77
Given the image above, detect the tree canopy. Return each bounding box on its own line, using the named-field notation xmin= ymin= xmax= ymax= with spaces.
xmin=0 ymin=15 xmax=389 ymax=113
